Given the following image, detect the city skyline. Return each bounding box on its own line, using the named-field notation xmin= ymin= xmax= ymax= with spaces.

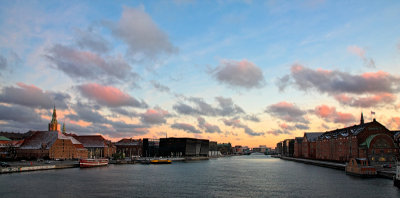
xmin=1 ymin=0 xmax=400 ymax=147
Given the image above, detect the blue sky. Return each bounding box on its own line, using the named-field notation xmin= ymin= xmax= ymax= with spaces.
xmin=1 ymin=0 xmax=400 ymax=147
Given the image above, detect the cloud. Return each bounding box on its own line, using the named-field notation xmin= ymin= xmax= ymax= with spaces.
xmin=75 ymin=28 xmax=110 ymax=53
xmin=0 ymin=83 xmax=70 ymax=109
xmin=171 ymin=123 xmax=201 ymax=134
xmin=211 ymin=59 xmax=265 ymax=89
xmin=151 ymin=81 xmax=170 ymax=93
xmin=243 ymin=114 xmax=261 ymax=122
xmin=314 ymin=105 xmax=355 ymax=124
xmin=107 ymin=6 xmax=177 ymax=61
xmin=45 ymin=44 xmax=140 ymax=85
xmin=334 ymin=93 xmax=396 ymax=108
xmin=77 ymin=83 xmax=148 ymax=108
xmin=140 ymin=107 xmax=170 ymax=125
xmin=222 ymin=118 xmax=264 ymax=136
xmin=265 ymin=101 xmax=309 ymax=124
xmin=278 ymin=122 xmax=309 ymax=132
xmin=279 ymin=64 xmax=400 ymax=94
xmin=197 ymin=117 xmax=221 ymax=133
xmin=347 ymin=45 xmax=375 ymax=68
xmin=67 ymin=103 xmax=148 ymax=136
xmin=266 ymin=129 xmax=291 ymax=136
xmin=0 ymin=104 xmax=42 ymax=123
xmin=391 ymin=117 xmax=400 ymax=129
xmin=173 ymin=96 xmax=245 ymax=117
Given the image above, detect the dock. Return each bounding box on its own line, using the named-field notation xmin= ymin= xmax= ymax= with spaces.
xmin=274 ymin=155 xmax=395 ymax=180
xmin=0 ymin=163 xmax=78 ymax=174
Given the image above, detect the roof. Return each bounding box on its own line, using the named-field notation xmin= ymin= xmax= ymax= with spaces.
xmin=304 ymin=132 xmax=324 ymax=142
xmin=319 ymin=120 xmax=387 ymax=140
xmin=115 ymin=138 xmax=141 ymax=146
xmin=295 ymin=137 xmax=303 ymax=143
xmin=20 ymin=131 xmax=59 ymax=149
xmin=19 ymin=131 xmax=81 ymax=150
xmin=73 ymin=135 xmax=107 ymax=148
xmin=394 ymin=131 xmax=400 ymax=139
xmin=0 ymin=136 xmax=11 ymax=141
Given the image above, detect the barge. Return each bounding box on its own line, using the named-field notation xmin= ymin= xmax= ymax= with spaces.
xmin=79 ymin=158 xmax=109 ymax=168
xmin=345 ymin=158 xmax=377 ymax=177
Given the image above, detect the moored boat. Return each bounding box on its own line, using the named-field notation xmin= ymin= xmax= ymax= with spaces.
xmin=150 ymin=159 xmax=172 ymax=164
xmin=345 ymin=158 xmax=377 ymax=177
xmin=80 ymin=158 xmax=109 ymax=168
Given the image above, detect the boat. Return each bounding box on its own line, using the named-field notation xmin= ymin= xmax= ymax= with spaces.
xmin=150 ymin=159 xmax=172 ymax=164
xmin=79 ymin=158 xmax=109 ymax=168
xmin=345 ymin=158 xmax=377 ymax=177
xmin=395 ymin=161 xmax=400 ymax=188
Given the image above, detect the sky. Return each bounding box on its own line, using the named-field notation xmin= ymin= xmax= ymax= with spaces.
xmin=1 ymin=0 xmax=400 ymax=148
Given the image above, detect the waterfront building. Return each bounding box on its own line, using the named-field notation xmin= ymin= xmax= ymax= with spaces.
xmin=209 ymin=141 xmax=220 ymax=157
xmin=115 ymin=138 xmax=142 ymax=158
xmin=283 ymin=139 xmax=295 ymax=157
xmin=293 ymin=137 xmax=303 ymax=158
xmin=276 ymin=142 xmax=283 ymax=155
xmin=71 ymin=135 xmax=115 ymax=159
xmin=17 ymin=131 xmax=88 ymax=159
xmin=142 ymin=138 xmax=159 ymax=157
xmin=0 ymin=136 xmax=24 ymax=159
xmin=217 ymin=142 xmax=233 ymax=155
xmin=301 ymin=132 xmax=323 ymax=159
xmin=159 ymin=138 xmax=209 ymax=157
xmin=316 ymin=119 xmax=398 ymax=165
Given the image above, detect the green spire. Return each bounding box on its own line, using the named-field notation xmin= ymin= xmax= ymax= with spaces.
xmin=62 ymin=121 xmax=66 ymax=134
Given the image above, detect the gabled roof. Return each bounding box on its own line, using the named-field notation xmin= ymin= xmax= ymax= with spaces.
xmin=115 ymin=138 xmax=141 ymax=146
xmin=20 ymin=131 xmax=59 ymax=149
xmin=304 ymin=132 xmax=324 ymax=142
xmin=73 ymin=135 xmax=107 ymax=148
xmin=19 ymin=131 xmax=82 ymax=150
xmin=319 ymin=120 xmax=388 ymax=140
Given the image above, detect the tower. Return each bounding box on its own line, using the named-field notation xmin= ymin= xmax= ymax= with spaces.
xmin=62 ymin=121 xmax=66 ymax=134
xmin=48 ymin=105 xmax=58 ymax=131
xmin=360 ymin=112 xmax=364 ymax=125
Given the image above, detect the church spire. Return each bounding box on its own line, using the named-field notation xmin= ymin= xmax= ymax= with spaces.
xmin=360 ymin=112 xmax=364 ymax=125
xmin=62 ymin=121 xmax=66 ymax=134
xmin=48 ymin=105 xmax=58 ymax=131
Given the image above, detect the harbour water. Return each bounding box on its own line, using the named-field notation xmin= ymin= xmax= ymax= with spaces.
xmin=1 ymin=155 xmax=399 ymax=198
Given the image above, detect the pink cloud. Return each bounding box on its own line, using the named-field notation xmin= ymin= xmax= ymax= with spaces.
xmin=314 ymin=105 xmax=355 ymax=124
xmin=334 ymin=93 xmax=396 ymax=108
xmin=77 ymin=83 xmax=147 ymax=108
xmin=140 ymin=108 xmax=169 ymax=125
xmin=347 ymin=45 xmax=365 ymax=57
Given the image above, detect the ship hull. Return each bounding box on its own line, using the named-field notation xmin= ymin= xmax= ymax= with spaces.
xmin=80 ymin=159 xmax=109 ymax=168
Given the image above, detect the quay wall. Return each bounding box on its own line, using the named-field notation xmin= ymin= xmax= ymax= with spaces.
xmin=274 ymin=155 xmax=395 ymax=180
xmin=0 ymin=163 xmax=78 ymax=174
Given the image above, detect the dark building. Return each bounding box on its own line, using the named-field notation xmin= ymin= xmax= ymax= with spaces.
xmin=159 ymin=138 xmax=209 ymax=157
xmin=142 ymin=138 xmax=159 ymax=157
xmin=283 ymin=139 xmax=295 ymax=157
xmin=71 ymin=135 xmax=116 ymax=159
xmin=217 ymin=143 xmax=233 ymax=155
xmin=276 ymin=142 xmax=283 ymax=155
xmin=115 ymin=138 xmax=142 ymax=158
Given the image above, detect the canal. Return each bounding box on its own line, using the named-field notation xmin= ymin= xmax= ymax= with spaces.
xmin=1 ymin=155 xmax=399 ymax=198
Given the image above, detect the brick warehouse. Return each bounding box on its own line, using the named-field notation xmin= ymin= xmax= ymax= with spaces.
xmin=301 ymin=132 xmax=323 ymax=159
xmin=315 ymin=119 xmax=398 ymax=165
xmin=17 ymin=131 xmax=88 ymax=160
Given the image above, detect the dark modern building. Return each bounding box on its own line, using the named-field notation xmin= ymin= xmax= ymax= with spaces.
xmin=159 ymin=138 xmax=209 ymax=157
xmin=142 ymin=138 xmax=159 ymax=157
